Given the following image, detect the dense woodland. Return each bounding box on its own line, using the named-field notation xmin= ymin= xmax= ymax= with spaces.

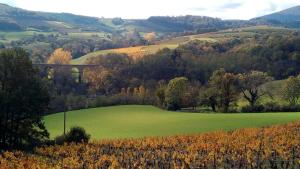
xmin=26 ymin=29 xmax=299 ymax=114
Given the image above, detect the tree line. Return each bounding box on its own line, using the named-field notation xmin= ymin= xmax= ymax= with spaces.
xmin=41 ymin=32 xmax=300 ymax=113
xmin=154 ymin=70 xmax=272 ymax=112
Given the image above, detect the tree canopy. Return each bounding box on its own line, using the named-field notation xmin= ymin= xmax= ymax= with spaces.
xmin=0 ymin=48 xmax=50 ymax=150
xmin=238 ymin=71 xmax=273 ymax=107
xmin=47 ymin=48 xmax=72 ymax=65
xmin=165 ymin=77 xmax=188 ymax=110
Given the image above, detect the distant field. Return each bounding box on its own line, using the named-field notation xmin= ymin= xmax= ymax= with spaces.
xmin=72 ymin=26 xmax=285 ymax=64
xmin=71 ymin=44 xmax=178 ymax=64
xmin=44 ymin=105 xmax=300 ymax=139
xmin=67 ymin=32 xmax=108 ymax=39
xmin=0 ymin=31 xmax=54 ymax=43
xmin=0 ymin=29 xmax=110 ymax=43
xmin=71 ymin=34 xmax=219 ymax=64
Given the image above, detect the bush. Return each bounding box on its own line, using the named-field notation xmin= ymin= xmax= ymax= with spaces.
xmin=241 ymin=105 xmax=264 ymax=113
xmin=242 ymin=102 xmax=300 ymax=113
xmin=263 ymin=102 xmax=282 ymax=112
xmin=66 ymin=94 xmax=88 ymax=110
xmin=263 ymin=102 xmax=300 ymax=112
xmin=54 ymin=135 xmax=66 ymax=145
xmin=54 ymin=126 xmax=91 ymax=145
xmin=65 ymin=126 xmax=91 ymax=144
xmin=88 ymin=94 xmax=155 ymax=108
xmin=48 ymin=94 xmax=88 ymax=114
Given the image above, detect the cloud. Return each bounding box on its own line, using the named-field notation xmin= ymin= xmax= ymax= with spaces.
xmin=220 ymin=2 xmax=242 ymax=10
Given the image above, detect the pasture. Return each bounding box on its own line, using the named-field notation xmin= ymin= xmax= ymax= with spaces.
xmin=0 ymin=31 xmax=52 ymax=43
xmin=44 ymin=105 xmax=300 ymax=139
xmin=71 ymin=35 xmax=219 ymax=64
xmin=71 ymin=44 xmax=178 ymax=64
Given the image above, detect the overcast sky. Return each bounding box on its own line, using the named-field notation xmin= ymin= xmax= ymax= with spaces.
xmin=1 ymin=0 xmax=300 ymax=20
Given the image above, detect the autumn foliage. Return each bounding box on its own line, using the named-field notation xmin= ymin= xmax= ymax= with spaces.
xmin=144 ymin=32 xmax=157 ymax=43
xmin=1 ymin=121 xmax=300 ymax=168
xmin=47 ymin=48 xmax=72 ymax=64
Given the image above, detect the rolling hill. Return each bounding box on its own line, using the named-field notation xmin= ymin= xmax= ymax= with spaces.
xmin=253 ymin=5 xmax=300 ymax=28
xmin=1 ymin=3 xmax=299 ymax=35
xmin=0 ymin=3 xmax=113 ymax=32
xmin=0 ymin=3 xmax=300 ymax=64
xmin=72 ymin=25 xmax=290 ymax=64
xmin=44 ymin=105 xmax=300 ymax=139
xmin=0 ymin=3 xmax=263 ymax=35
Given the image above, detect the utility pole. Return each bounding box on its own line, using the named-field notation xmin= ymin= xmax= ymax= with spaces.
xmin=64 ymin=110 xmax=66 ymax=136
xmin=64 ymin=105 xmax=69 ymax=136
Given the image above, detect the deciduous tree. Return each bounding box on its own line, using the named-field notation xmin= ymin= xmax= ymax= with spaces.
xmin=282 ymin=76 xmax=300 ymax=106
xmin=238 ymin=71 xmax=273 ymax=107
xmin=165 ymin=77 xmax=188 ymax=110
xmin=84 ymin=68 xmax=116 ymax=95
xmin=47 ymin=48 xmax=72 ymax=64
xmin=144 ymin=32 xmax=156 ymax=43
xmin=47 ymin=48 xmax=74 ymax=95
xmin=208 ymin=69 xmax=239 ymax=112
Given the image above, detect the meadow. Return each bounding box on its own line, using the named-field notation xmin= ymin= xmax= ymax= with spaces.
xmin=0 ymin=31 xmax=53 ymax=43
xmin=71 ymin=44 xmax=179 ymax=64
xmin=44 ymin=105 xmax=300 ymax=139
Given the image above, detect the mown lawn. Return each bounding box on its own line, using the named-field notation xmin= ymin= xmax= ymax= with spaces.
xmin=44 ymin=105 xmax=300 ymax=139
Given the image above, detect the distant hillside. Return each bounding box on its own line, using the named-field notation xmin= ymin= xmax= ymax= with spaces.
xmin=1 ymin=3 xmax=300 ymax=34
xmin=1 ymin=3 xmax=300 ymax=63
xmin=0 ymin=3 xmax=257 ymax=34
xmin=253 ymin=6 xmax=300 ymax=28
xmin=73 ymin=25 xmax=293 ymax=65
xmin=0 ymin=3 xmax=113 ymax=32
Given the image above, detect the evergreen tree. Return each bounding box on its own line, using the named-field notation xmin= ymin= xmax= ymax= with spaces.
xmin=0 ymin=48 xmax=50 ymax=150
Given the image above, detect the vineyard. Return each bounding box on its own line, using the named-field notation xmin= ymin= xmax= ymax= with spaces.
xmin=1 ymin=121 xmax=300 ymax=168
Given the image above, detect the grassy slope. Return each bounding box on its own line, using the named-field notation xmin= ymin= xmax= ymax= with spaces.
xmin=71 ymin=44 xmax=178 ymax=64
xmin=71 ymin=35 xmax=218 ymax=64
xmin=44 ymin=105 xmax=300 ymax=139
xmin=72 ymin=26 xmax=286 ymax=65
xmin=0 ymin=31 xmax=53 ymax=43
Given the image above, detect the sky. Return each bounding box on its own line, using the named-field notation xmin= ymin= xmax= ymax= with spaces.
xmin=1 ymin=0 xmax=300 ymax=20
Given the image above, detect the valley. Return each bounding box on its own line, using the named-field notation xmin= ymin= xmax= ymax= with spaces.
xmin=1 ymin=2 xmax=300 ymax=168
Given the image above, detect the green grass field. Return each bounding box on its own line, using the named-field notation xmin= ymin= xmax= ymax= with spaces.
xmin=0 ymin=31 xmax=52 ymax=43
xmin=44 ymin=105 xmax=300 ymax=140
